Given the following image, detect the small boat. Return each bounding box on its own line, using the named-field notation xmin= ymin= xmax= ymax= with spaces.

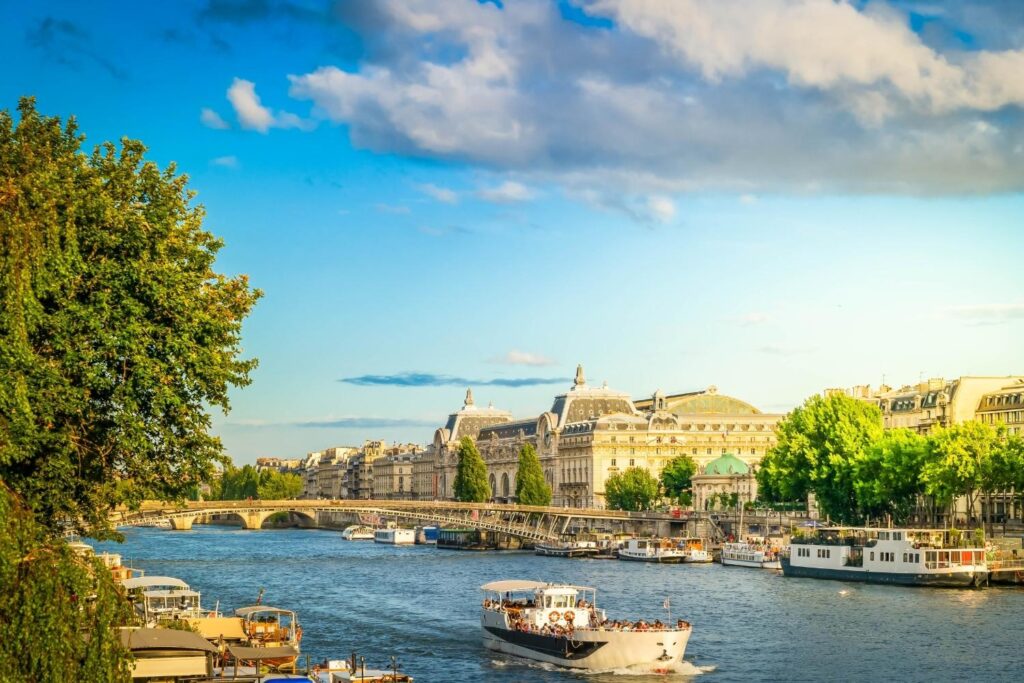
xmin=341 ymin=525 xmax=375 ymax=541
xmin=373 ymin=528 xmax=416 ymax=545
xmin=234 ymin=605 xmax=302 ymax=670
xmin=618 ymin=538 xmax=687 ymax=564
xmin=781 ymin=527 xmax=988 ymax=587
xmin=480 ymin=579 xmax=692 ymax=671
xmin=122 ymin=576 xmax=217 ymax=624
xmin=534 ymin=540 xmax=599 ymax=558
xmin=721 ymin=542 xmax=781 ymax=569
xmin=679 ymin=537 xmax=713 ymax=563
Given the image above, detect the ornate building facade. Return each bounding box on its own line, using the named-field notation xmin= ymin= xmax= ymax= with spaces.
xmin=433 ymin=389 xmax=514 ymax=500
xmin=436 ymin=365 xmax=782 ymax=508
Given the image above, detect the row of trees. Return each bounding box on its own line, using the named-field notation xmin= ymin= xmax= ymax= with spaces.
xmin=452 ymin=438 xmax=553 ymax=506
xmin=603 ymin=455 xmax=697 ymax=511
xmin=208 ymin=464 xmax=303 ymax=500
xmin=757 ymin=393 xmax=1024 ymax=525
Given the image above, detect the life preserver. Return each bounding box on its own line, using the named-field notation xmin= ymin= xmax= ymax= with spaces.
xmin=564 ymin=610 xmax=575 ymax=623
xmin=549 ymin=611 xmax=561 ymax=623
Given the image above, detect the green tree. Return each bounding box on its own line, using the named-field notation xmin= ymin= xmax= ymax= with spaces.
xmin=0 ymin=484 xmax=133 ymax=681
xmin=757 ymin=393 xmax=883 ymax=524
xmin=992 ymin=434 xmax=1024 ymax=522
xmin=854 ymin=429 xmax=930 ymax=524
xmin=922 ymin=421 xmax=1001 ymax=522
xmin=0 ymin=99 xmax=260 ymax=537
xmin=453 ymin=437 xmax=491 ymax=502
xmin=257 ymin=470 xmax=303 ymax=500
xmin=604 ymin=466 xmax=660 ymax=511
xmin=660 ymin=455 xmax=697 ymax=506
xmin=514 ymin=443 xmax=551 ymax=506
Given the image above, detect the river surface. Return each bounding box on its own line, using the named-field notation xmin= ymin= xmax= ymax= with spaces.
xmin=97 ymin=526 xmax=1024 ymax=682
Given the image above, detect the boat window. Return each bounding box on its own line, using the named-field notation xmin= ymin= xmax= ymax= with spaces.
xmin=893 ymin=532 xmax=902 ymax=540
xmin=903 ymin=553 xmax=907 ymax=562
xmin=879 ymin=532 xmax=889 ymax=540
xmin=870 ymin=552 xmax=874 ymax=561
xmin=545 ymin=596 xmax=551 ymax=608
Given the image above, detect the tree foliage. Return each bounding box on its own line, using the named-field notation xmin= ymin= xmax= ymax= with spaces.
xmin=660 ymin=455 xmax=697 ymax=505
xmin=453 ymin=437 xmax=491 ymax=502
xmin=854 ymin=429 xmax=929 ymax=524
xmin=0 ymin=99 xmax=261 ymax=537
xmin=0 ymin=484 xmax=133 ymax=681
xmin=211 ymin=464 xmax=302 ymax=500
xmin=604 ymin=466 xmax=660 ymax=511
xmin=757 ymin=393 xmax=883 ymax=523
xmin=514 ymin=443 xmax=551 ymax=506
xmin=921 ymin=421 xmax=1003 ymax=519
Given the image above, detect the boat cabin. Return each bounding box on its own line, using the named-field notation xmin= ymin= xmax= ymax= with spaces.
xmin=122 ymin=576 xmax=208 ymax=623
xmin=788 ymin=527 xmax=987 ymax=574
xmin=481 ymin=580 xmax=601 ymax=631
xmin=235 ymin=605 xmax=301 ymax=646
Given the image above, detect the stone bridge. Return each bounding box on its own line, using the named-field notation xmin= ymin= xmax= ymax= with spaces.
xmin=115 ymin=500 xmax=727 ymax=543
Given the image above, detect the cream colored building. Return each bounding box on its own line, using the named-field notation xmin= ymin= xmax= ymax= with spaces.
xmin=411 ymin=449 xmax=437 ymax=500
xmin=831 ymin=376 xmax=1024 ymax=434
xmin=372 ymin=452 xmax=417 ymax=499
xmin=433 ymin=389 xmax=514 ymax=500
xmin=691 ymin=453 xmax=758 ymax=511
xmin=441 ymin=365 xmax=781 ymax=508
xmin=977 ymin=378 xmax=1024 ymax=436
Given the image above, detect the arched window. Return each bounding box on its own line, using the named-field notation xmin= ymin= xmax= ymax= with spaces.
xmin=489 ymin=473 xmax=496 ymax=496
xmin=501 ymin=472 xmax=510 ymax=497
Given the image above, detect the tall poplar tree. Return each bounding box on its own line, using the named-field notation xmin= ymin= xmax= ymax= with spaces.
xmin=514 ymin=443 xmax=551 ymax=506
xmin=0 ymin=99 xmax=260 ymax=537
xmin=453 ymin=437 xmax=491 ymax=502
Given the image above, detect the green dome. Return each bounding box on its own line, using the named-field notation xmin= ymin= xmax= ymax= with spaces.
xmin=703 ymin=453 xmax=749 ymax=475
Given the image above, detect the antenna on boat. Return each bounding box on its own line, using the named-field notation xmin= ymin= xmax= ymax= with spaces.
xmin=255 ymin=587 xmax=265 ymax=606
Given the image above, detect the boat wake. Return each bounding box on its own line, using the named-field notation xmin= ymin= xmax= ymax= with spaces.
xmin=490 ymin=657 xmax=715 ymax=678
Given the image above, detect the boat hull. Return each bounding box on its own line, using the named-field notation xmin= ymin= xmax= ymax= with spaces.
xmin=780 ymin=557 xmax=987 ymax=587
xmin=618 ymin=552 xmax=685 ymax=564
xmin=482 ymin=622 xmax=690 ymax=671
xmin=534 ymin=547 xmax=598 ymax=558
xmin=722 ymin=557 xmax=781 ymax=569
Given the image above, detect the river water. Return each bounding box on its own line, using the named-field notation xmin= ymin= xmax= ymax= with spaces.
xmin=97 ymin=526 xmax=1024 ymax=682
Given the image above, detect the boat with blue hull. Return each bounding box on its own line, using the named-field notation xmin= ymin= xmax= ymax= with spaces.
xmin=782 ymin=527 xmax=988 ymax=588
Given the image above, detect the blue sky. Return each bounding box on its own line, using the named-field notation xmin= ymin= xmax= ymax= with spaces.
xmin=3 ymin=1 xmax=1022 ymax=463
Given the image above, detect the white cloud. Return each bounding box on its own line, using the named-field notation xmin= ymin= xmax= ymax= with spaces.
xmin=477 ymin=181 xmax=534 ymax=203
xmin=284 ymin=0 xmax=1024 ymax=194
xmin=417 ymin=183 xmax=458 ymax=204
xmin=646 ymin=195 xmax=676 ymax=223
xmin=591 ymin=0 xmax=1024 ymax=118
xmin=490 ymin=350 xmax=556 ymax=366
xmin=735 ymin=312 xmax=770 ymax=326
xmin=227 ymin=77 xmax=313 ymax=133
xmin=200 ymin=108 xmax=229 ymax=130
xmin=739 ymin=194 xmax=758 ymax=205
xmin=943 ymin=302 xmax=1024 ymax=324
xmin=375 ymin=203 xmax=411 ymax=214
xmin=210 ymin=155 xmax=239 ymax=168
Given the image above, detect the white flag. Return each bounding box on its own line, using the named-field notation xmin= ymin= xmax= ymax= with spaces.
xmin=663 ymin=598 xmax=670 ymax=609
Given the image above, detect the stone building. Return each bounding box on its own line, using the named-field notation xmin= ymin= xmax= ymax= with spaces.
xmin=438 ymin=365 xmax=781 ymax=508
xmin=371 ymin=444 xmax=423 ymax=499
xmin=411 ymin=449 xmax=437 ymax=500
xmin=691 ymin=453 xmax=758 ymax=511
xmin=977 ymin=378 xmax=1024 ymax=436
xmin=830 ymin=376 xmax=1024 ymax=433
xmin=433 ymin=389 xmax=514 ymax=500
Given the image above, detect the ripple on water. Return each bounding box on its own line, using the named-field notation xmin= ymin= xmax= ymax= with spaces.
xmin=97 ymin=527 xmax=1024 ymax=682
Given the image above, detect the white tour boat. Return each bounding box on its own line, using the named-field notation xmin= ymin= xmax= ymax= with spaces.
xmin=782 ymin=527 xmax=988 ymax=587
xmin=721 ymin=542 xmax=781 ymax=569
xmin=480 ymin=580 xmax=691 ymax=672
xmin=341 ymin=525 xmax=375 ymax=541
xmin=617 ymin=538 xmax=687 ymax=564
xmin=534 ymin=540 xmax=599 ymax=558
xmin=679 ymin=537 xmax=713 ymax=563
xmin=373 ymin=528 xmax=416 ymax=545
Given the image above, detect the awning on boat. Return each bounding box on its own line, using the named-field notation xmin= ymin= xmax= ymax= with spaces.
xmin=480 ymin=580 xmax=549 ymax=592
xmin=235 ymin=605 xmax=295 ymax=617
xmin=120 ymin=628 xmax=218 ymax=653
xmin=121 ymin=576 xmax=189 ymax=590
xmin=227 ymin=644 xmax=299 ymax=661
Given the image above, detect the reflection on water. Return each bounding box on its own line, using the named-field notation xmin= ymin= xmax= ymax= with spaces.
xmin=97 ymin=526 xmax=1024 ymax=682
